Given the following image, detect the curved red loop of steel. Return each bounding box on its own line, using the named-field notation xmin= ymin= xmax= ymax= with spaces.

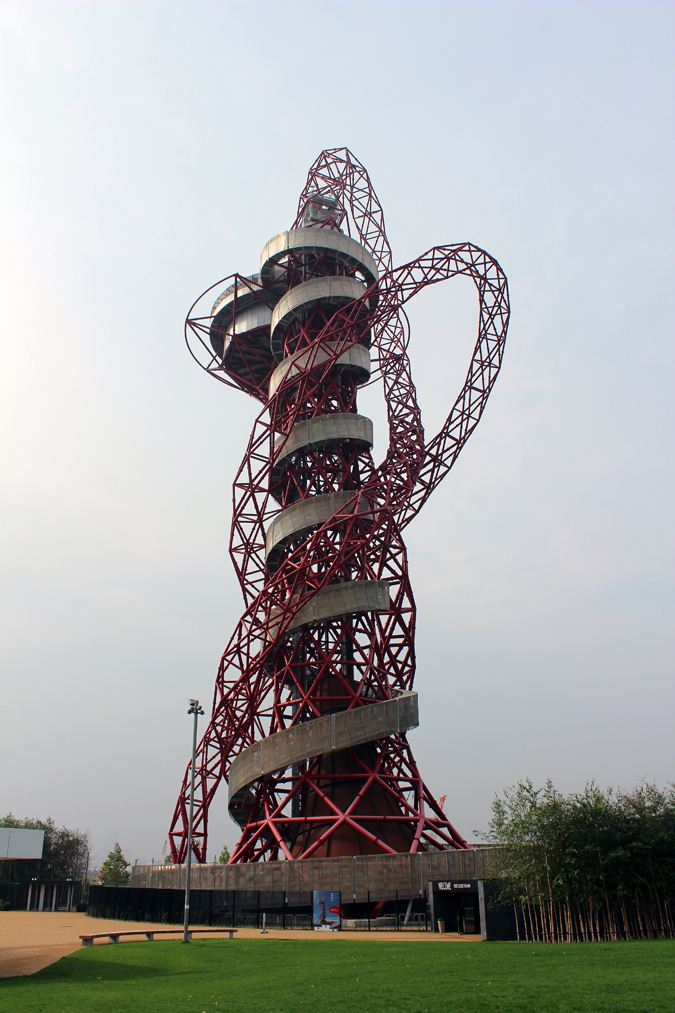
xmin=169 ymin=153 xmax=509 ymax=864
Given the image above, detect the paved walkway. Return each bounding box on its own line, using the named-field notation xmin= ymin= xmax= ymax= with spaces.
xmin=0 ymin=911 xmax=480 ymax=978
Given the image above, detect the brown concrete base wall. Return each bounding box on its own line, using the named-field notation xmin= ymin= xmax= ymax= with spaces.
xmin=131 ymin=848 xmax=500 ymax=902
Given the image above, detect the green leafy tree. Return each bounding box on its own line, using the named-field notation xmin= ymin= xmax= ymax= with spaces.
xmin=0 ymin=814 xmax=89 ymax=884
xmin=163 ymin=854 xmax=174 ymax=866
xmin=216 ymin=844 xmax=230 ymax=864
xmin=100 ymin=842 xmax=130 ymax=885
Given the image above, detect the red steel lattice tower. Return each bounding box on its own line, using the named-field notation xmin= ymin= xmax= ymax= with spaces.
xmin=169 ymin=149 xmax=510 ymax=864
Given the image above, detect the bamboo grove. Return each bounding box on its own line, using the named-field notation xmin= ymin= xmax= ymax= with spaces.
xmin=484 ymin=780 xmax=675 ymax=942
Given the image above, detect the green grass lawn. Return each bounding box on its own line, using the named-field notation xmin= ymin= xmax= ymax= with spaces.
xmin=1 ymin=938 xmax=673 ymax=1013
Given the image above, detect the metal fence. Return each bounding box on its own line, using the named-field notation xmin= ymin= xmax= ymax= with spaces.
xmin=87 ymin=885 xmax=225 ymax=925
xmin=86 ymin=884 xmax=432 ymax=929
xmin=87 ymin=885 xmax=320 ymax=927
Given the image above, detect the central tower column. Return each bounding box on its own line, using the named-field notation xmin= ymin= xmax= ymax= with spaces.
xmin=231 ymin=196 xmax=420 ymax=858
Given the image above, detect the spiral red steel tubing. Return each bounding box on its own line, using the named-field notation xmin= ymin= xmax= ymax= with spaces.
xmin=169 ymin=149 xmax=510 ymax=864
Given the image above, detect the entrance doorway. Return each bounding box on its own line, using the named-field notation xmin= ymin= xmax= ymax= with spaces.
xmin=432 ymin=880 xmax=480 ymax=935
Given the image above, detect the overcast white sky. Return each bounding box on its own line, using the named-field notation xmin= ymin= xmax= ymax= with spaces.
xmin=1 ymin=1 xmax=673 ymax=868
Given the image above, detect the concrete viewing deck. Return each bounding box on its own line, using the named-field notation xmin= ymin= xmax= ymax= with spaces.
xmin=228 ymin=691 xmax=419 ymax=823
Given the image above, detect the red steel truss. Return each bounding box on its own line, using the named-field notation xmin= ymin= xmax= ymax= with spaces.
xmin=170 ymin=148 xmax=510 ymax=863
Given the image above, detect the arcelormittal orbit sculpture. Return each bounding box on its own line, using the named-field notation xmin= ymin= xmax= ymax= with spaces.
xmin=169 ymin=149 xmax=509 ymax=864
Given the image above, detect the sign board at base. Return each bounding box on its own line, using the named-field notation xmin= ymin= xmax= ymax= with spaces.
xmin=0 ymin=828 xmax=45 ymax=859
xmin=437 ymin=880 xmax=477 ymax=892
xmin=313 ymin=890 xmax=341 ymax=930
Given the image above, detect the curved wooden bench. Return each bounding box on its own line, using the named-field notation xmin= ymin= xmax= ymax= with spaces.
xmin=80 ymin=927 xmax=237 ymax=945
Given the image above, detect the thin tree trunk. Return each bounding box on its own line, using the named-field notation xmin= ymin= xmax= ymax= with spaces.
xmin=664 ymin=899 xmax=674 ymax=938
xmin=604 ymin=893 xmax=617 ymax=941
xmin=621 ymin=899 xmax=631 ymax=940
xmin=543 ymin=853 xmax=555 ymax=943
xmin=635 ymin=894 xmax=645 ymax=939
xmin=568 ymin=902 xmax=575 ymax=943
xmin=654 ymin=890 xmax=667 ymax=938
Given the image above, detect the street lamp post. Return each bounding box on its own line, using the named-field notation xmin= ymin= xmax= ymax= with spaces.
xmin=183 ymin=698 xmax=204 ymax=943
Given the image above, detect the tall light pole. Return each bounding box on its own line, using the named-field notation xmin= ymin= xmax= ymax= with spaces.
xmin=183 ymin=698 xmax=204 ymax=943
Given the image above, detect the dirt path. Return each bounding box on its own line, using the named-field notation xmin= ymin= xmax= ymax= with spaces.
xmin=0 ymin=912 xmax=162 ymax=977
xmin=0 ymin=911 xmax=480 ymax=978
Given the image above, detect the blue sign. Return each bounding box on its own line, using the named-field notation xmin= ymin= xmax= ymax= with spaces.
xmin=313 ymin=890 xmax=341 ymax=930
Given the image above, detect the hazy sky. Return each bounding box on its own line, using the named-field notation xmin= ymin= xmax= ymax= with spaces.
xmin=1 ymin=1 xmax=673 ymax=868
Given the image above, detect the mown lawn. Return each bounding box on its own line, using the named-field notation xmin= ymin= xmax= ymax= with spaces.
xmin=1 ymin=938 xmax=673 ymax=1012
